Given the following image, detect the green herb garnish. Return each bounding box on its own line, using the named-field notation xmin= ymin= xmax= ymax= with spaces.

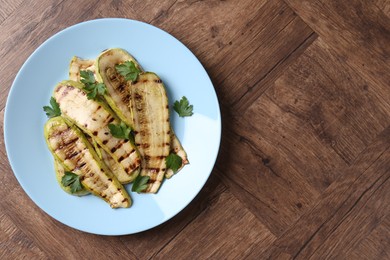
xmin=115 ymin=61 xmax=141 ymax=82
xmin=131 ymin=175 xmax=150 ymax=193
xmin=173 ymin=96 xmax=193 ymax=117
xmin=108 ymin=121 xmax=132 ymax=140
xmin=61 ymin=171 xmax=83 ymax=193
xmin=43 ymin=97 xmax=61 ymax=118
xmin=166 ymin=153 xmax=183 ymax=173
xmin=80 ymin=70 xmax=107 ymax=100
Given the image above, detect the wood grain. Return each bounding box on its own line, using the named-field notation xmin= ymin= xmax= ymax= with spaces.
xmin=1 ymin=0 xmax=389 ymax=258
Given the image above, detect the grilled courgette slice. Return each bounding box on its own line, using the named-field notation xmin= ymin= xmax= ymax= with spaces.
xmin=95 ymin=48 xmax=141 ymax=126
xmin=165 ymin=128 xmax=189 ymax=178
xmin=129 ymin=72 xmax=171 ymax=193
xmin=95 ymin=48 xmax=188 ymax=178
xmin=44 ymin=117 xmax=131 ymax=208
xmin=53 ymin=80 xmax=140 ymax=183
xmin=69 ymin=56 xmax=95 ymax=82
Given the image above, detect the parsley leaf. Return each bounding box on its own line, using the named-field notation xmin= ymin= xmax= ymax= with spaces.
xmin=80 ymin=70 xmax=95 ymax=85
xmin=61 ymin=171 xmax=84 ymax=193
xmin=166 ymin=153 xmax=183 ymax=173
xmin=43 ymin=97 xmax=61 ymax=118
xmin=115 ymin=61 xmax=140 ymax=82
xmin=108 ymin=122 xmax=131 ymax=140
xmin=173 ymin=96 xmax=193 ymax=117
xmin=131 ymin=175 xmax=150 ymax=193
xmin=80 ymin=70 xmax=107 ymax=100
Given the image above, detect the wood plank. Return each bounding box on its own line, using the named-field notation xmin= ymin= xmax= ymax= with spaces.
xmin=234 ymin=94 xmax=347 ymax=192
xmin=127 ymin=0 xmax=178 ymax=24
xmin=0 ymin=108 xmax=14 ymax=198
xmin=155 ymin=189 xmax=276 ymax=259
xmin=0 ymin=0 xmax=103 ymax=110
xmin=119 ymin=174 xmax=226 ymax=259
xmin=285 ymin=0 xmax=390 ymax=104
xmin=0 ymin=210 xmax=47 ymax=259
xmin=260 ymin=126 xmax=390 ymax=259
xmin=216 ymin=128 xmax=320 ymax=236
xmin=375 ymin=0 xmax=390 ymax=18
xmin=0 ymin=0 xmax=24 ymax=23
xmin=309 ymin=169 xmax=390 ymax=259
xmin=97 ymin=0 xmax=144 ymax=21
xmin=149 ymin=0 xmax=314 ymax=109
xmin=266 ymin=38 xmax=390 ymax=163
xmin=233 ymin=32 xmax=317 ymax=115
xmin=1 ymin=186 xmax=138 ymax=259
xmin=349 ymin=215 xmax=390 ymax=259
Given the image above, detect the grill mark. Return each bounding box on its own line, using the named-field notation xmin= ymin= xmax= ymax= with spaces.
xmin=143 ymin=143 xmax=150 ymax=149
xmin=122 ymin=198 xmax=128 ymax=203
xmin=92 ymin=131 xmax=98 ymax=136
xmin=165 ymin=105 xmax=169 ymax=109
xmin=155 ymin=79 xmax=162 ymax=83
xmin=132 ymin=80 xmax=138 ymax=85
xmin=135 ymin=93 xmax=142 ymax=100
xmin=117 ymin=84 xmax=126 ymax=93
xmin=63 ymin=137 xmax=78 ymax=146
xmin=55 ymin=85 xmax=63 ymax=92
xmin=128 ymin=164 xmax=139 ymax=171
xmin=118 ymin=156 xmax=125 ymax=162
xmin=167 ymin=130 xmax=170 ymax=135
xmin=66 ymin=151 xmax=79 ymax=159
xmin=50 ymin=127 xmax=71 ymax=139
xmin=76 ymin=161 xmax=86 ymax=169
xmin=122 ymin=94 xmax=130 ymax=104
xmin=104 ymin=132 xmax=109 ymax=135
xmin=115 ymin=141 xmax=124 ymax=150
xmin=90 ymin=106 xmax=102 ymax=117
xmin=108 ymin=117 xmax=115 ymax=123
xmin=102 ymin=140 xmax=108 ymax=145
xmin=62 ymin=85 xmax=74 ymax=97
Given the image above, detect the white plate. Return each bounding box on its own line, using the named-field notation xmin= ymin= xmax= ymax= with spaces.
xmin=4 ymin=18 xmax=221 ymax=235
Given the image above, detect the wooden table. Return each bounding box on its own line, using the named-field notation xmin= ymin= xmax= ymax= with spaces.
xmin=1 ymin=0 xmax=389 ymax=259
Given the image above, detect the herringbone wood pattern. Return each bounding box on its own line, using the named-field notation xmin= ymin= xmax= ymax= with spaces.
xmin=1 ymin=0 xmax=389 ymax=259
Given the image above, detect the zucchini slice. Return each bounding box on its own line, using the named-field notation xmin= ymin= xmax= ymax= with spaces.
xmin=54 ymin=159 xmax=90 ymax=196
xmin=95 ymin=48 xmax=141 ymax=126
xmin=129 ymin=72 xmax=171 ymax=193
xmin=69 ymin=56 xmax=95 ymax=82
xmin=69 ymin=57 xmax=139 ymax=183
xmin=165 ymin=129 xmax=189 ymax=178
xmin=44 ymin=117 xmax=131 ymax=208
xmin=53 ymin=80 xmax=140 ymax=183
xmin=95 ymin=48 xmax=188 ymax=177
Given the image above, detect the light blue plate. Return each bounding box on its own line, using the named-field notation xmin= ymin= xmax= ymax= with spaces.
xmin=4 ymin=18 xmax=221 ymax=235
